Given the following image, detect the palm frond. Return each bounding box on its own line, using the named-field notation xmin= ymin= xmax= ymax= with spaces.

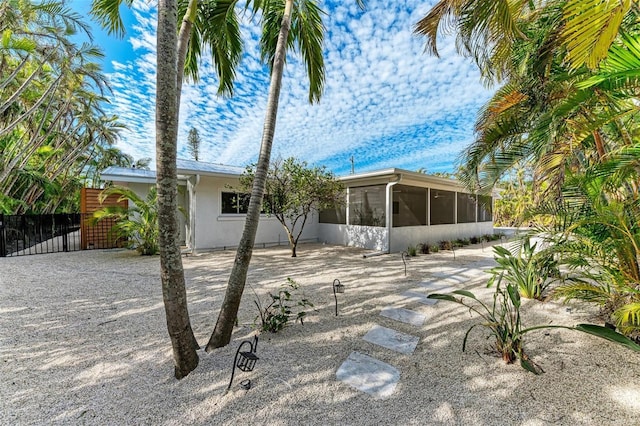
xmin=90 ymin=0 xmax=135 ymax=38
xmin=562 ymin=0 xmax=633 ymax=70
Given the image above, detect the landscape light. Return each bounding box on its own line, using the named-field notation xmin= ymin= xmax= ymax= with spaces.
xmin=227 ymin=336 xmax=259 ymax=391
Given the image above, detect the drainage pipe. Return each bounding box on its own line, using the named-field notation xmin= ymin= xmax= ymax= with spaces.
xmin=385 ymin=174 xmax=402 ymax=253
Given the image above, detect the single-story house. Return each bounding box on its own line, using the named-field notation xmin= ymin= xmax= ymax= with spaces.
xmin=101 ymin=159 xmax=494 ymax=253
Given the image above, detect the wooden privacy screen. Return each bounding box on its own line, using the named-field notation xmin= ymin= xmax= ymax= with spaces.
xmin=80 ymin=188 xmax=128 ymax=249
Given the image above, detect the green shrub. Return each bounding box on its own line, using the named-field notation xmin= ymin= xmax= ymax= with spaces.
xmin=488 ymin=238 xmax=559 ymax=300
xmin=439 ymin=240 xmax=453 ymax=251
xmin=428 ymin=281 xmax=640 ymax=374
xmin=254 ymin=278 xmax=313 ymax=333
xmin=430 ymin=245 xmax=439 ymax=253
xmin=91 ymin=186 xmax=158 ymax=255
xmin=407 ymin=245 xmax=418 ymax=257
xmin=419 ymin=243 xmax=430 ymax=254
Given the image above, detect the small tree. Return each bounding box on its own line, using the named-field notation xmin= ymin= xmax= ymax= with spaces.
xmin=240 ymin=157 xmax=344 ymax=257
xmin=187 ymin=127 xmax=200 ymax=161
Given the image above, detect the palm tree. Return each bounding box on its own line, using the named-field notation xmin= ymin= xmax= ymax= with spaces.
xmin=0 ymin=1 xmax=124 ymax=214
xmin=91 ymin=0 xmax=242 ymax=378
xmin=92 ymin=186 xmax=159 ymax=255
xmin=205 ymin=0 xmax=365 ymax=350
xmin=420 ymin=0 xmax=640 ymax=338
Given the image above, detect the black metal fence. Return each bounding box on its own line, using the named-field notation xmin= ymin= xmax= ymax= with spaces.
xmin=0 ymin=213 xmax=120 ymax=257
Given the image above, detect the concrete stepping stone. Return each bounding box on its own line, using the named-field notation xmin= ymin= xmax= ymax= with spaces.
xmin=380 ymin=307 xmax=426 ymax=326
xmin=336 ymin=351 xmax=400 ymax=399
xmin=363 ymin=325 xmax=420 ymax=354
xmin=401 ymin=290 xmax=439 ymax=305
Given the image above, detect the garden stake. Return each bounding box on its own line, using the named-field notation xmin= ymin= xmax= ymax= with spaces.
xmin=333 ymin=279 xmax=344 ymax=316
xmin=402 ymin=251 xmax=408 ymax=276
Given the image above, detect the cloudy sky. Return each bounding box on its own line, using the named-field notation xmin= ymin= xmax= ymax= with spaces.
xmin=72 ymin=0 xmax=493 ymax=175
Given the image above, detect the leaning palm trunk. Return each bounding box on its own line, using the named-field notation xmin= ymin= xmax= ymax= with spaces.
xmin=206 ymin=0 xmax=293 ymax=350
xmin=156 ymin=0 xmax=198 ymax=379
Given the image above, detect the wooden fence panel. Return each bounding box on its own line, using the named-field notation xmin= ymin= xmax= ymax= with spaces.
xmin=80 ymin=188 xmax=128 ymax=249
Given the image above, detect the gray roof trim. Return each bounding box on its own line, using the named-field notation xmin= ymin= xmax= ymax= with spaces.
xmin=340 ymin=168 xmax=462 ymax=187
xmin=101 ymin=166 xmax=157 ymax=184
xmin=176 ymin=159 xmax=244 ymax=176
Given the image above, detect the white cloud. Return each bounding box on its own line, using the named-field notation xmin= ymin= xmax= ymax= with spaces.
xmin=102 ymin=0 xmax=494 ymax=175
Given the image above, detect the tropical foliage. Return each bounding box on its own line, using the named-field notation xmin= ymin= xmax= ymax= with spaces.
xmin=428 ymin=282 xmax=640 ymax=374
xmin=238 ymin=157 xmax=344 ymax=257
xmin=488 ymin=238 xmax=559 ymax=300
xmin=252 ymin=278 xmax=313 ymax=333
xmin=417 ymin=0 xmax=640 ymax=339
xmin=0 ymin=0 xmax=125 ymax=214
xmin=92 ymin=186 xmax=159 ymax=255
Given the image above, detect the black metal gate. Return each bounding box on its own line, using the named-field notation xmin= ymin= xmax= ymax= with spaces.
xmin=0 ymin=213 xmax=83 ymax=257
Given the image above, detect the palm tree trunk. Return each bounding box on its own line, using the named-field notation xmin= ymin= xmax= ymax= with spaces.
xmin=206 ymin=0 xmax=293 ymax=351
xmin=156 ymin=0 xmax=198 ymax=379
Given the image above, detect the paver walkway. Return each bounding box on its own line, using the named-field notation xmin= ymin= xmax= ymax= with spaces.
xmin=362 ymin=325 xmax=420 ymax=354
xmin=336 ymin=352 xmax=400 ymax=399
xmin=336 ymin=256 xmax=495 ymax=398
xmin=380 ymin=307 xmax=426 ymax=326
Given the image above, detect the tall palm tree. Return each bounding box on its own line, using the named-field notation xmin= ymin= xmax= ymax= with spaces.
xmin=91 ymin=0 xmax=242 ymax=378
xmin=1 ymin=1 xmax=124 ymax=214
xmin=205 ymin=0 xmax=365 ymax=350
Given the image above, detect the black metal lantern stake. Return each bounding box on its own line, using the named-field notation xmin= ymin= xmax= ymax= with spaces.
xmin=227 ymin=335 xmax=259 ymax=391
xmin=333 ymin=279 xmax=344 ymax=316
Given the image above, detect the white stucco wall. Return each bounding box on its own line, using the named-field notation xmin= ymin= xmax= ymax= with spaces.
xmin=192 ymin=176 xmax=319 ymax=251
xmin=318 ymin=224 xmax=388 ymax=252
xmin=389 ymin=222 xmax=494 ymax=253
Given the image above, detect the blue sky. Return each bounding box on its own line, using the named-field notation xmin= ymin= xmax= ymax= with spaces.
xmin=70 ymin=0 xmax=493 ymax=176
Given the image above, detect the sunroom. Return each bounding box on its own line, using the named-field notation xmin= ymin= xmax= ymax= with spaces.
xmin=318 ymin=169 xmax=494 ymax=253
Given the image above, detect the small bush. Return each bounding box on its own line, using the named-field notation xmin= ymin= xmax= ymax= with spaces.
xmin=419 ymin=243 xmax=430 ymax=254
xmin=430 ymin=245 xmax=439 ymax=253
xmin=254 ymin=278 xmax=313 ymax=333
xmin=470 ymin=236 xmax=479 ymax=244
xmin=407 ymin=245 xmax=418 ymax=257
xmin=439 ymin=240 xmax=453 ymax=251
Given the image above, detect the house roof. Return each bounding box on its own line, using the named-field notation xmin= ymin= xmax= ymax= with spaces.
xmin=176 ymin=159 xmax=245 ymax=176
xmin=101 ymin=159 xmax=245 ymax=184
xmin=340 ymin=167 xmax=466 ymax=189
xmin=101 ymin=166 xmax=157 ymax=184
xmin=101 ymin=162 xmax=487 ymax=194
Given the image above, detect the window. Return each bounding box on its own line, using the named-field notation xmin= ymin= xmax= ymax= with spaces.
xmin=349 ymin=185 xmax=386 ymax=227
xmin=430 ymin=189 xmax=455 ymax=225
xmin=457 ymin=192 xmax=476 ymax=223
xmin=319 ymin=194 xmax=347 ymax=225
xmin=221 ymin=192 xmax=250 ymax=214
xmin=477 ymin=195 xmax=493 ymax=222
xmin=393 ymin=185 xmax=427 ymax=227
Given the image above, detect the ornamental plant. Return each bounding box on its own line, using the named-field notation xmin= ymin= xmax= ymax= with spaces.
xmin=428 ymin=276 xmax=640 ymax=374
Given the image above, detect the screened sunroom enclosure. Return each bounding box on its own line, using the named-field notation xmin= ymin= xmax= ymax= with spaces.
xmin=318 ymin=169 xmax=494 ymax=252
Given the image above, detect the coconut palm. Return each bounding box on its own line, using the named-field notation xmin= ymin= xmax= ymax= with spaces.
xmin=91 ymin=0 xmax=242 ymax=378
xmin=205 ymin=0 xmax=365 ymax=350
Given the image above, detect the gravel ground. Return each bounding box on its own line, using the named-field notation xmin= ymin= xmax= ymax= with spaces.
xmin=1 ymin=242 xmax=640 ymax=425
